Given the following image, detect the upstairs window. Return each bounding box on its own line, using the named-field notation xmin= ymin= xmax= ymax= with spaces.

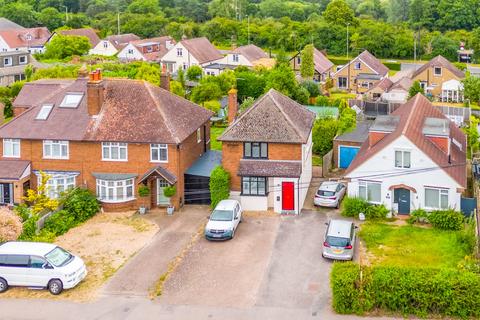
xmin=233 ymin=54 xmax=239 ymax=62
xmin=60 ymin=93 xmax=83 ymax=108
xmin=354 ymin=62 xmax=361 ymax=70
xmin=3 ymin=139 xmax=20 ymax=158
xmin=434 ymin=67 xmax=442 ymax=76
xmin=395 ymin=150 xmax=411 ymax=168
xmin=102 ymin=142 xmax=128 ymax=161
xmin=127 ymin=49 xmax=134 ymax=54
xmin=150 ymin=144 xmax=168 ymax=162
xmin=103 ymin=41 xmax=108 ymax=48
xmin=36 ymin=104 xmax=53 ymax=120
xmin=177 ymin=48 xmax=183 ymax=57
xmin=43 ymin=140 xmax=69 ymax=159
xmin=3 ymin=57 xmax=12 ymax=67
xmin=19 ymin=55 xmax=27 ymax=64
xmin=244 ymin=142 xmax=268 ymax=159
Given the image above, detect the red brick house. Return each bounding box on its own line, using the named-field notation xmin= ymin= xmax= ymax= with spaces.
xmin=0 ymin=70 xmax=213 ymax=211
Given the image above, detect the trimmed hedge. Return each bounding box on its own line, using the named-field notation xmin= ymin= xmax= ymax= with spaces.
xmin=209 ymin=166 xmax=230 ymax=208
xmin=331 ymin=263 xmax=480 ymax=318
xmin=341 ymin=197 xmax=388 ymax=219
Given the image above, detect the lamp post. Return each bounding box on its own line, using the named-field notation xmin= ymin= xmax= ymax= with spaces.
xmin=346 ymin=23 xmax=351 ymax=92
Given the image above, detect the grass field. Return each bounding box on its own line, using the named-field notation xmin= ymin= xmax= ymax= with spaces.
xmin=329 ymin=92 xmax=356 ymax=101
xmin=210 ymin=126 xmax=226 ymax=151
xmin=359 ymin=222 xmax=470 ymax=268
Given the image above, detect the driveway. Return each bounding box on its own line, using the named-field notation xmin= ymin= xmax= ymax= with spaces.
xmin=102 ymin=205 xmax=208 ymax=297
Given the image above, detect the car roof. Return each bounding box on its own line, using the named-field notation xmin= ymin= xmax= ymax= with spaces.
xmin=214 ymin=199 xmax=239 ymax=210
xmin=327 ymin=220 xmax=353 ymax=238
xmin=0 ymin=241 xmax=57 ymax=256
xmin=319 ymin=181 xmax=341 ymax=191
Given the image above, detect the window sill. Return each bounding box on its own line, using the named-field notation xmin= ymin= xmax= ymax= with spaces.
xmin=99 ymin=197 xmax=136 ymax=204
xmin=240 ymin=194 xmax=267 ymax=197
xmin=150 ymin=160 xmax=168 ymax=164
xmin=2 ymin=155 xmax=20 ymax=158
xmin=43 ymin=157 xmax=69 ymax=160
xmin=101 ymin=159 xmax=128 ymax=162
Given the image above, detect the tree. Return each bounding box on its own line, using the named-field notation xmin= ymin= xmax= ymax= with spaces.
xmin=409 ymin=81 xmax=425 ymax=98
xmin=265 ymin=63 xmax=298 ymax=97
xmin=120 ymin=13 xmax=167 ymax=38
xmin=191 ymin=82 xmax=223 ymax=106
xmin=186 ymin=65 xmax=203 ymax=81
xmin=463 ymin=76 xmax=480 ymax=104
xmin=312 ymin=118 xmax=339 ymax=156
xmin=239 ymin=97 xmax=255 ymax=113
xmin=300 ymin=44 xmax=314 ymax=79
xmin=38 ymin=7 xmax=64 ymax=31
xmin=323 ymin=0 xmax=357 ymax=26
xmin=208 ymin=0 xmax=248 ymax=19
xmin=170 ymin=80 xmax=185 ymax=98
xmin=135 ymin=63 xmax=160 ymax=86
xmin=337 ymin=107 xmax=356 ymax=135
xmin=23 ymin=171 xmax=59 ymax=215
xmin=0 ymin=2 xmax=38 ymax=27
xmin=127 ymin=0 xmax=160 ymax=14
xmin=465 ymin=116 xmax=480 ymax=155
xmin=387 ymin=0 xmax=410 ymax=23
xmin=43 ymin=35 xmax=91 ymax=59
xmin=301 ymin=81 xmax=320 ymax=98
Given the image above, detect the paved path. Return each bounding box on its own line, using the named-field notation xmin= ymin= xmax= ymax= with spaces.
xmin=102 ymin=206 xmax=208 ymax=297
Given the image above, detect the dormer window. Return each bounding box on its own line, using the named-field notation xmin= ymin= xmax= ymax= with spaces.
xmin=36 ymin=104 xmax=53 ymax=120
xmin=19 ymin=55 xmax=27 ymax=64
xmin=60 ymin=93 xmax=83 ymax=108
xmin=147 ymin=46 xmax=153 ymax=53
xmin=434 ymin=67 xmax=442 ymax=76
xmin=244 ymin=142 xmax=267 ymax=159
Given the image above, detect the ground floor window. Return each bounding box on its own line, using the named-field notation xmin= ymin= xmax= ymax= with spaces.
xmin=424 ymin=187 xmax=448 ymax=209
xmin=38 ymin=174 xmax=76 ymax=199
xmin=358 ymin=181 xmax=381 ymax=203
xmin=96 ymin=178 xmax=134 ymax=202
xmin=338 ymin=77 xmax=348 ymax=89
xmin=242 ymin=177 xmax=267 ymax=196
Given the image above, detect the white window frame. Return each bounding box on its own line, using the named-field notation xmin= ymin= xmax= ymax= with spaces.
xmin=150 ymin=144 xmax=168 ymax=163
xmin=424 ymin=187 xmax=449 ymax=210
xmin=3 ymin=57 xmax=12 ymax=67
xmin=18 ymin=55 xmax=27 ymax=65
xmin=232 ymin=54 xmax=239 ymax=62
xmin=127 ymin=49 xmax=134 ymax=54
xmin=177 ymin=48 xmax=183 ymax=57
xmin=358 ymin=181 xmax=382 ymax=204
xmin=96 ymin=178 xmax=135 ymax=203
xmin=434 ymin=67 xmax=442 ymax=76
xmin=3 ymin=138 xmax=20 ymax=158
xmin=102 ymin=142 xmax=128 ymax=161
xmin=103 ymin=41 xmax=108 ymax=48
xmin=394 ymin=150 xmax=411 ymax=168
xmin=197 ymin=128 xmax=202 ymax=143
xmin=354 ymin=61 xmax=361 ymax=70
xmin=338 ymin=77 xmax=348 ymax=89
xmin=43 ymin=140 xmax=69 ymax=159
xmin=41 ymin=174 xmax=76 ymax=199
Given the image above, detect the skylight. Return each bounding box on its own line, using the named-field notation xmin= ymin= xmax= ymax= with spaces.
xmin=36 ymin=104 xmax=53 ymax=120
xmin=60 ymin=92 xmax=84 ymax=108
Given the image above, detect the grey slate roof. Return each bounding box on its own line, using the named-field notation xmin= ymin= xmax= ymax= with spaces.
xmin=185 ymin=150 xmax=222 ymax=177
xmin=0 ymin=160 xmax=30 ymax=180
xmin=218 ymin=89 xmax=315 ymax=144
xmin=238 ymin=160 xmax=302 ymax=178
xmin=0 ymin=18 xmax=24 ymax=30
xmin=334 ymin=121 xmax=372 ymax=143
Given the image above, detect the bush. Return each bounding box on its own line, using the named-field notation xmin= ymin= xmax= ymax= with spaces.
xmin=312 ymin=118 xmax=339 ymax=156
xmin=138 ymin=185 xmax=150 ymax=197
xmin=330 ymin=262 xmax=364 ymax=314
xmin=209 ymin=166 xmax=230 ymax=208
xmin=341 ymin=197 xmax=369 ymax=217
xmin=407 ymin=208 xmax=428 ymax=224
xmin=44 ymin=210 xmax=77 ymax=236
xmin=18 ymin=215 xmax=39 ymax=241
xmin=315 ymin=95 xmax=332 ymax=107
xmin=365 ymin=204 xmax=389 ymax=219
xmin=428 ymin=209 xmax=464 ymax=230
xmin=163 ymin=186 xmax=177 ymax=198
xmin=0 ymin=208 xmax=23 ymax=241
xmin=13 ymin=205 xmax=31 ymax=222
xmin=62 ymin=188 xmax=100 ymax=223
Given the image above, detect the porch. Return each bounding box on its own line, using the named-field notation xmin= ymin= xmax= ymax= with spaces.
xmin=0 ymin=160 xmax=31 ymax=206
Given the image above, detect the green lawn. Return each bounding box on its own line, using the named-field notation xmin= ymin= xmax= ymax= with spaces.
xmin=359 ymin=222 xmax=470 ymax=268
xmin=312 ymin=154 xmax=323 ymax=166
xmin=329 ymin=92 xmax=356 ymax=101
xmin=210 ymin=126 xmax=226 ymax=151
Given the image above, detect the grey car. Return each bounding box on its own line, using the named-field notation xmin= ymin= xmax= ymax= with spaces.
xmin=322 ymin=219 xmax=357 ymax=261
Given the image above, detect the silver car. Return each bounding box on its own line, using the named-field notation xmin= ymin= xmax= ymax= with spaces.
xmin=322 ymin=219 xmax=357 ymax=261
xmin=314 ymin=181 xmax=346 ymax=208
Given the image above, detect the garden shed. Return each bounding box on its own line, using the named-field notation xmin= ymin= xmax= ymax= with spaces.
xmin=333 ymin=121 xmax=372 ymax=169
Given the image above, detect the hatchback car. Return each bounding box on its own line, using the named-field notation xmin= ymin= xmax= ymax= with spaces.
xmin=205 ymin=200 xmax=242 ymax=240
xmin=0 ymin=241 xmax=87 ymax=295
xmin=322 ymin=219 xmax=357 ymax=260
xmin=314 ymin=181 xmax=346 ymax=208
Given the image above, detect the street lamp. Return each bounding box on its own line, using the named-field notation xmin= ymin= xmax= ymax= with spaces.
xmin=346 ymin=23 xmax=351 ymax=92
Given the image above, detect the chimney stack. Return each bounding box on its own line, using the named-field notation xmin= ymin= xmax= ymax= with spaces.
xmin=227 ymin=88 xmax=238 ymax=124
xmin=87 ymin=69 xmax=104 ymax=116
xmin=160 ymin=64 xmax=170 ymax=91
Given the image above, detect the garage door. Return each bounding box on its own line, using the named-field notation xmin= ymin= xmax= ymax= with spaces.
xmin=339 ymin=146 xmax=360 ymax=169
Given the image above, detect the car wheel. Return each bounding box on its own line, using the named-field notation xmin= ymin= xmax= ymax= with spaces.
xmin=0 ymin=278 xmax=8 ymax=293
xmin=48 ymin=279 xmax=63 ymax=295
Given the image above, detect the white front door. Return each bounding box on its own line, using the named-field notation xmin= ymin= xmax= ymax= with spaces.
xmin=156 ymin=178 xmax=170 ymax=205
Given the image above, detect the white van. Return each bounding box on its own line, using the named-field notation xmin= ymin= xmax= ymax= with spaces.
xmin=0 ymin=241 xmax=87 ymax=295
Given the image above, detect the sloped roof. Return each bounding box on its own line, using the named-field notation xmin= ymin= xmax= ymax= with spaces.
xmin=346 ymin=94 xmax=466 ymax=187
xmin=219 ymin=89 xmax=315 ymax=144
xmin=412 ymin=55 xmax=465 ymax=79
xmin=313 ymin=48 xmax=334 ymax=74
xmin=357 ymin=50 xmax=389 ymax=76
xmin=0 ymin=160 xmax=30 ymax=180
xmin=368 ymin=78 xmax=393 ymax=93
xmin=1 ymin=78 xmax=213 ymax=144
xmin=238 ymin=160 xmax=302 ymax=178
xmin=0 ymin=27 xmax=51 ymax=48
xmin=390 ymin=76 xmax=413 ymax=91
xmin=59 ymin=28 xmax=100 ymax=47
xmin=131 ymin=36 xmax=174 ymax=61
xmin=232 ymin=44 xmax=268 ymax=63
xmin=181 ymin=37 xmax=223 ymax=64
xmin=0 ymin=18 xmax=24 ymax=30
xmin=105 ymin=33 xmax=140 ymax=49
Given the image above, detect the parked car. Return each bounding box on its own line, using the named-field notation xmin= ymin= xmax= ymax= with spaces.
xmin=314 ymin=181 xmax=346 ymax=208
xmin=205 ymin=200 xmax=243 ymax=240
xmin=0 ymin=241 xmax=87 ymax=295
xmin=322 ymin=219 xmax=357 ymax=260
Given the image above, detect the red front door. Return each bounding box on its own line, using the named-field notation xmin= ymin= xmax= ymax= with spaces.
xmin=282 ymin=182 xmax=295 ymax=211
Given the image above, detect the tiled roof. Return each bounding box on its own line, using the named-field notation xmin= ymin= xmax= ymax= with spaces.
xmin=1 ymin=78 xmax=213 ymax=144
xmin=218 ymin=89 xmax=315 ymax=144
xmin=232 ymin=44 xmax=268 ymax=63
xmin=181 ymin=37 xmax=223 ymax=64
xmin=313 ymin=48 xmax=334 ymax=74
xmin=357 ymin=50 xmax=389 ymax=76
xmin=59 ymin=28 xmax=100 ymax=47
xmin=0 ymin=160 xmax=30 ymax=180
xmin=105 ymin=33 xmax=140 ymax=49
xmin=139 ymin=166 xmax=177 ymax=184
xmin=131 ymin=36 xmax=174 ymax=61
xmin=346 ymin=94 xmax=466 ymax=187
xmin=369 ymin=78 xmax=393 ymax=92
xmin=238 ymin=160 xmax=302 ymax=178
xmin=0 ymin=18 xmax=24 ymax=30
xmin=412 ymin=55 xmax=465 ymax=79
xmin=0 ymin=27 xmax=51 ymax=48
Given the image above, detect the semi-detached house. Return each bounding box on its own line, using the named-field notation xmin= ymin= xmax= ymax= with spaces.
xmin=0 ymin=70 xmax=213 ymax=211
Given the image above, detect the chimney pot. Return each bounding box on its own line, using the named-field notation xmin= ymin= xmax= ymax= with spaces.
xmin=87 ymin=69 xmax=104 ymax=116
xmin=227 ymin=88 xmax=238 ymax=124
xmin=160 ymin=66 xmax=170 ymax=91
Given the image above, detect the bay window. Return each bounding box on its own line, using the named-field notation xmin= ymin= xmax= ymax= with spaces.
xmin=3 ymin=138 xmax=20 ymax=157
xmin=242 ymin=177 xmax=267 ymax=196
xmin=424 ymin=188 xmax=448 ymax=209
xmin=102 ymin=142 xmax=127 ymax=161
xmin=39 ymin=174 xmax=75 ymax=199
xmin=358 ymin=181 xmax=381 ymax=203
xmin=150 ymin=144 xmax=168 ymax=162
xmin=96 ymin=178 xmax=134 ymax=202
xmin=43 ymin=140 xmax=69 ymax=159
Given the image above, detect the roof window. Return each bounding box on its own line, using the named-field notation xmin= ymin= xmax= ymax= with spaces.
xmin=36 ymin=104 xmax=53 ymax=120
xmin=60 ymin=92 xmax=84 ymax=108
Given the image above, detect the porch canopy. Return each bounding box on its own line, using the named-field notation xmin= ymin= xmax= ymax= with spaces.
xmin=441 ymin=79 xmax=464 ymax=103
xmin=139 ymin=166 xmax=177 ymax=185
xmin=0 ymin=160 xmax=30 ymax=181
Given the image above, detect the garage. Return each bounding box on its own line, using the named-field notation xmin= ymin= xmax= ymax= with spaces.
xmin=338 ymin=146 xmax=360 ymax=169
xmin=333 ymin=121 xmax=371 ymax=169
xmin=184 ymin=150 xmax=222 ymax=204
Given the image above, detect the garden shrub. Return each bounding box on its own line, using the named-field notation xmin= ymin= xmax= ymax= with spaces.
xmin=18 ymin=215 xmax=39 ymax=241
xmin=44 ymin=210 xmax=77 ymax=236
xmin=0 ymin=208 xmax=23 ymax=241
xmin=13 ymin=204 xmax=31 ymax=222
xmin=341 ymin=197 xmax=369 ymax=217
xmin=315 ymin=95 xmax=331 ymax=107
xmin=62 ymin=188 xmax=100 ymax=223
xmin=365 ymin=204 xmax=389 ymax=219
xmin=407 ymin=208 xmax=428 ymax=224
xmin=428 ymin=209 xmax=464 ymax=230
xmin=209 ymin=166 xmax=230 ymax=208
xmin=312 ymin=118 xmax=339 ymax=156
xmin=330 ymin=262 xmax=365 ymax=314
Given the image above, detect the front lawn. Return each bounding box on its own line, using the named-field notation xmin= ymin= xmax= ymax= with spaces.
xmin=329 ymin=92 xmax=356 ymax=101
xmin=359 ymin=222 xmax=470 ymax=268
xmin=210 ymin=126 xmax=226 ymax=151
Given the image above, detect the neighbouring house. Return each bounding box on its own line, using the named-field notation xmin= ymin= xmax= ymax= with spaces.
xmin=0 ymin=27 xmax=51 ymax=53
xmin=290 ymin=47 xmax=334 ymax=82
xmin=345 ymin=94 xmax=466 ymax=214
xmin=56 ymin=28 xmax=101 ymax=49
xmin=333 ymin=121 xmax=372 ymax=169
xmin=0 ymin=51 xmax=35 ymax=86
xmin=160 ymin=37 xmax=223 ymax=74
xmin=411 ymin=55 xmax=465 ymax=102
xmin=89 ymin=33 xmax=140 ymax=56
xmin=458 ymin=42 xmax=473 ymax=63
xmin=218 ymin=88 xmax=315 ymax=214
xmin=0 ymin=69 xmax=213 ymax=210
xmin=332 ymin=50 xmax=389 ymax=93
xmin=118 ymin=36 xmax=175 ymax=62
xmin=366 ymin=70 xmax=414 ymax=104
xmin=0 ymin=18 xmax=24 ymax=30
xmin=204 ymin=44 xmax=271 ymax=75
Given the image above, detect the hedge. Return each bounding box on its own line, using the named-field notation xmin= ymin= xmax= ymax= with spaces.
xmin=209 ymin=166 xmax=230 ymax=208
xmin=341 ymin=197 xmax=388 ymax=219
xmin=331 ymin=263 xmax=480 ymax=318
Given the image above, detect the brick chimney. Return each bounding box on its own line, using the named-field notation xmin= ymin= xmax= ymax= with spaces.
xmin=160 ymin=64 xmax=170 ymax=91
xmin=87 ymin=69 xmax=104 ymax=116
xmin=227 ymin=88 xmax=238 ymax=124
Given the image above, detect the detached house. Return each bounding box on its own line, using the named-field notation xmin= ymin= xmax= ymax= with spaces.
xmin=0 ymin=51 xmax=37 ymax=86
xmin=89 ymin=33 xmax=140 ymax=56
xmin=204 ymin=44 xmax=272 ymax=75
xmin=345 ymin=94 xmax=466 ymax=214
xmin=290 ymin=47 xmax=334 ymax=82
xmin=160 ymin=37 xmax=223 ymax=74
xmin=0 ymin=27 xmax=51 ymax=53
xmin=0 ymin=70 xmax=213 ymax=210
xmin=117 ymin=36 xmax=175 ymax=62
xmin=332 ymin=50 xmax=389 ymax=93
xmin=219 ymin=89 xmax=315 ymax=214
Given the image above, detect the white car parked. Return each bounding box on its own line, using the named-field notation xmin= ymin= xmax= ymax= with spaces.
xmin=0 ymin=241 xmax=87 ymax=295
xmin=314 ymin=181 xmax=347 ymax=208
xmin=205 ymin=200 xmax=243 ymax=240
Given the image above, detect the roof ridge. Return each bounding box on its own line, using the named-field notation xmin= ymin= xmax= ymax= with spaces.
xmin=268 ymin=89 xmax=305 ymax=141
xmin=144 ymin=82 xmax=179 ymax=144
xmin=401 ymin=94 xmax=421 ymax=135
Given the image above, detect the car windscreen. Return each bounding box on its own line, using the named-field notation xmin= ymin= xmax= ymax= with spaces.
xmin=210 ymin=209 xmax=234 ymax=221
xmin=317 ymin=190 xmax=335 ymax=197
xmin=326 ymin=236 xmax=350 ymax=247
xmin=45 ymin=247 xmax=73 ymax=267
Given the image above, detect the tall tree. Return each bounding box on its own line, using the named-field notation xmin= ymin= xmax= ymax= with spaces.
xmin=300 ymin=44 xmax=314 ymax=79
xmin=387 ymin=0 xmax=410 ymax=23
xmin=323 ymin=0 xmax=357 ymax=26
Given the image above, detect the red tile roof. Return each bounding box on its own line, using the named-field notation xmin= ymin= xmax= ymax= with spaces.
xmin=59 ymin=28 xmax=101 ymax=47
xmin=105 ymin=33 xmax=140 ymax=49
xmin=0 ymin=27 xmax=51 ymax=48
xmin=346 ymin=94 xmax=466 ymax=187
xmin=0 ymin=160 xmax=30 ymax=180
xmin=181 ymin=37 xmax=223 ymax=64
xmin=131 ymin=36 xmax=175 ymax=61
